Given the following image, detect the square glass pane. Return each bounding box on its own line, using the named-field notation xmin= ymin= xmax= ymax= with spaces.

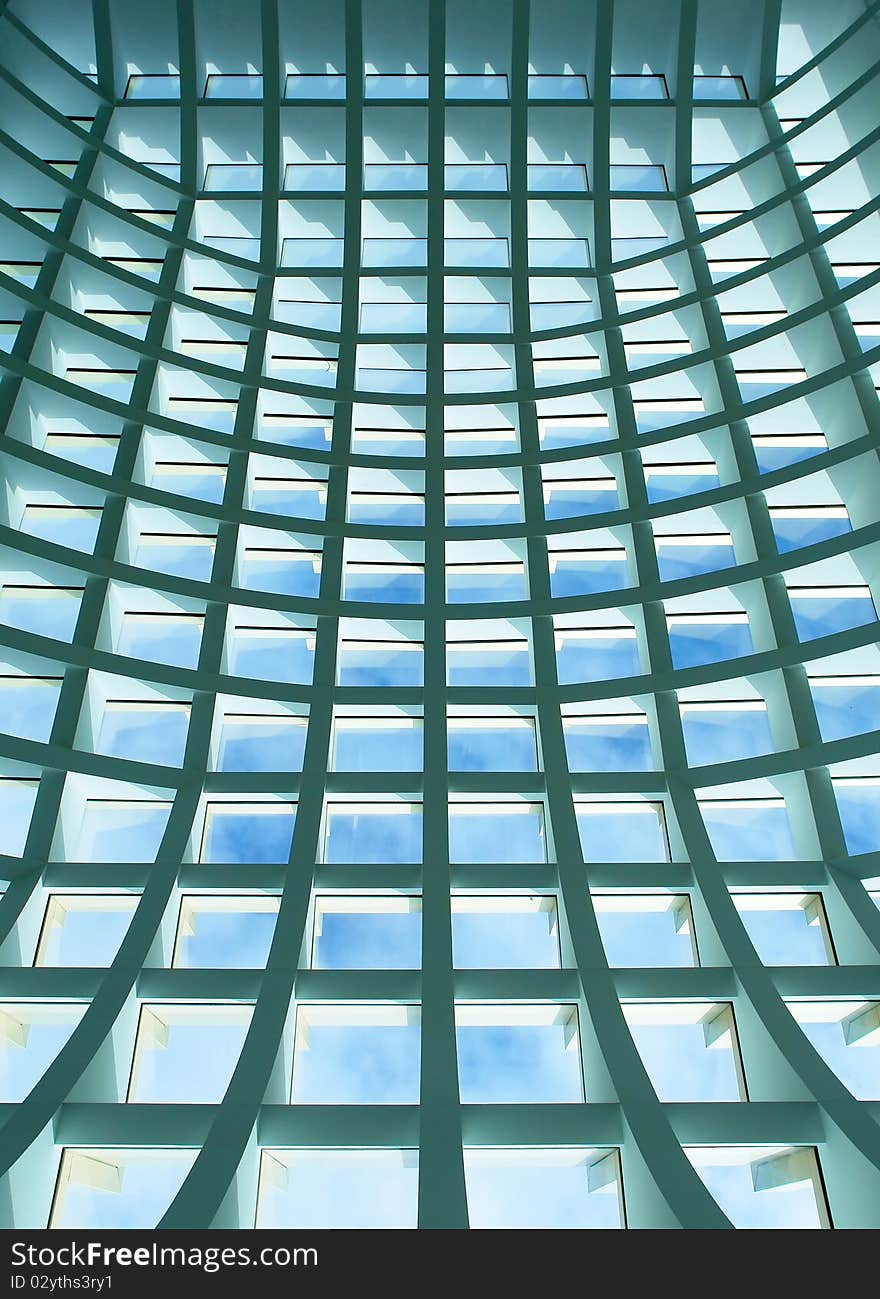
xmin=364 ymin=163 xmax=427 ymax=191
xmin=312 ymin=898 xmax=422 ymax=970
xmin=344 ymin=566 xmax=424 ymax=604
xmin=285 ymin=74 xmax=346 ymax=99
xmin=610 ymin=164 xmax=667 ymax=191
xmin=128 ymin=1005 xmax=251 ymax=1103
xmin=444 ymin=302 xmax=510 ymax=332
xmin=349 ymin=492 xmax=425 ymax=526
xmin=527 ymin=164 xmax=588 ymax=192
xmin=96 ymin=702 xmax=189 ymax=766
xmin=125 ymin=75 xmax=181 ymax=98
xmin=789 ymin=1002 xmax=880 ymax=1098
xmin=324 ymin=804 xmax=422 ymax=864
xmin=445 ymin=238 xmax=509 ymax=268
xmin=285 ymin=163 xmax=346 ymax=191
xmin=446 ymin=164 xmax=508 ymax=192
xmin=173 ymin=897 xmax=279 ymax=968
xmin=550 ymin=555 xmax=627 ymax=598
xmin=228 ymin=628 xmax=315 ymax=684
xmin=72 ymin=801 xmax=171 ymax=863
xmin=360 ymin=303 xmax=427 ymax=333
xmin=280 ymin=301 xmax=342 ymax=330
xmin=36 ymin=896 xmax=138 ymax=967
xmin=446 ymin=565 xmax=526 ymax=603
xmin=790 ymin=592 xmax=877 ymax=641
xmin=657 ymin=541 xmax=736 ymax=581
xmin=811 ymin=680 xmax=880 ymax=742
xmin=47 ymin=436 xmax=119 ymax=474
xmin=21 ymin=506 xmax=102 ymax=553
xmin=610 ymin=75 xmax=668 ymax=99
xmin=681 ymin=705 xmax=773 ymax=765
xmin=204 ymin=74 xmax=263 ymax=98
xmin=151 ymin=464 xmax=226 ymax=503
xmin=250 ymin=482 xmax=326 ymax=520
xmin=215 ymin=716 xmax=307 ymax=772
xmin=576 ymin=803 xmax=668 ymax=863
xmin=693 ymin=75 xmax=747 ymax=100
xmin=464 ymin=1149 xmax=623 ymax=1229
xmin=700 ymin=801 xmax=796 ymax=861
xmin=544 ymin=483 xmax=618 ymax=519
xmin=203 ymin=164 xmax=263 ymax=191
xmin=200 ymin=804 xmax=296 ymax=864
xmin=445 ymin=74 xmax=508 ymax=98
xmin=257 ymin=1150 xmax=418 ymax=1228
xmin=771 ymin=513 xmax=850 ymax=553
xmin=456 ymin=1005 xmax=583 ymax=1102
xmin=241 ymin=552 xmax=321 ymax=599
xmin=364 ymin=74 xmax=427 ymax=99
xmin=446 ymin=495 xmax=521 ymax=526
xmin=732 ymin=894 xmax=832 ymax=966
xmin=833 ymin=783 xmax=880 ymax=855
xmin=447 ymin=718 xmax=537 ymax=771
xmin=528 ymin=238 xmax=590 ymax=268
xmin=448 ymin=804 xmax=547 ymax=863
xmin=686 ymin=1147 xmax=827 ymax=1229
xmin=291 ymin=1006 xmax=421 ymax=1104
xmin=452 ymin=897 xmax=560 ymax=969
xmin=528 ymin=75 xmax=588 ymax=99
xmin=668 ymin=619 xmax=753 ymax=668
xmin=51 ymin=1149 xmax=196 ymax=1229
xmin=564 ymin=717 xmax=653 ymax=770
xmin=447 ymin=641 xmax=532 ymax=686
xmin=331 ymin=718 xmax=423 ymax=772
xmin=281 ymin=238 xmax=344 ymax=268
xmin=646 ymin=469 xmax=719 ymax=502
xmin=0 ymin=779 xmax=38 ymax=855
xmin=594 ymin=895 xmax=697 ymax=967
xmin=556 ymin=631 xmax=640 ymax=684
xmin=363 ymin=238 xmax=427 ymax=268
xmin=338 ymin=641 xmax=424 ymax=686
xmin=0 ymin=1004 xmax=84 ymax=1100
xmin=117 ymin=616 xmax=202 ymax=669
xmin=624 ymin=1003 xmax=744 ymax=1101
xmin=0 ymin=588 xmax=82 ymax=642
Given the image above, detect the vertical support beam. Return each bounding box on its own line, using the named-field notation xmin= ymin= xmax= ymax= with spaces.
xmin=417 ymin=0 xmax=469 ymax=1230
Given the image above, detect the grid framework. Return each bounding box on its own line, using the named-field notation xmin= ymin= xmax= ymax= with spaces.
xmin=0 ymin=0 xmax=878 ymax=1229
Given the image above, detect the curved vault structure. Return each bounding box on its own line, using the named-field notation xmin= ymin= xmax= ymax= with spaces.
xmin=0 ymin=0 xmax=879 ymax=1230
